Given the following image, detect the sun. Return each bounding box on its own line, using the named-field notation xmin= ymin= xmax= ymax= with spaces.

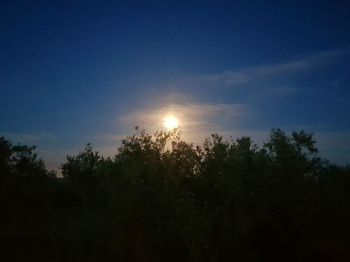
xmin=163 ymin=115 xmax=179 ymax=130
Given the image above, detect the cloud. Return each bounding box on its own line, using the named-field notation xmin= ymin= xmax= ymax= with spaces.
xmin=120 ymin=102 xmax=248 ymax=129
xmin=202 ymin=47 xmax=350 ymax=87
xmin=116 ymin=102 xmax=249 ymax=144
xmin=204 ymin=71 xmax=250 ymax=85
xmin=246 ymin=86 xmax=298 ymax=101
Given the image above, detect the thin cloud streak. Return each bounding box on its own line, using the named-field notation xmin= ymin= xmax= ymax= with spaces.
xmin=201 ymin=47 xmax=350 ymax=87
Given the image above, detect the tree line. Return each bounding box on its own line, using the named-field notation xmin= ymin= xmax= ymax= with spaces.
xmin=1 ymin=128 xmax=350 ymax=261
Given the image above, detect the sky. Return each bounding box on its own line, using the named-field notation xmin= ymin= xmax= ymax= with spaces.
xmin=1 ymin=0 xmax=350 ymax=170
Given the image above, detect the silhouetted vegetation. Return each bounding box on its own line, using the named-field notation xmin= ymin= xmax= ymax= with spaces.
xmin=1 ymin=129 xmax=350 ymax=261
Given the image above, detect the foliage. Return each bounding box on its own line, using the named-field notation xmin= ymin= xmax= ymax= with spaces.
xmin=1 ymin=130 xmax=350 ymax=261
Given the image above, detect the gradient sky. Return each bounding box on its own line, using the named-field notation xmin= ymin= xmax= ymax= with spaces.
xmin=1 ymin=0 xmax=350 ymax=170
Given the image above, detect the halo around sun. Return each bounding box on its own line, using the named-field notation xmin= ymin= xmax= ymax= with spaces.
xmin=163 ymin=115 xmax=179 ymax=130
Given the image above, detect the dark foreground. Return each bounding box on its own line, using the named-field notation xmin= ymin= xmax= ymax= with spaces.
xmin=1 ymin=129 xmax=350 ymax=261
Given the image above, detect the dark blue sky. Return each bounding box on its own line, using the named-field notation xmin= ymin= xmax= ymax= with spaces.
xmin=1 ymin=0 xmax=350 ymax=169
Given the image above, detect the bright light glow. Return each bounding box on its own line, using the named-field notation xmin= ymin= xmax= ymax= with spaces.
xmin=163 ymin=115 xmax=179 ymax=130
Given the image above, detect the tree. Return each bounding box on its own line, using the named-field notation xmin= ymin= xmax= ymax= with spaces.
xmin=61 ymin=144 xmax=106 ymax=206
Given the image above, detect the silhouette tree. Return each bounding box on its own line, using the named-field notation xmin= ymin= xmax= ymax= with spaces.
xmin=1 ymin=129 xmax=350 ymax=261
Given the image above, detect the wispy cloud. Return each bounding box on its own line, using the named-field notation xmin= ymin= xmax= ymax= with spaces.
xmin=120 ymin=102 xmax=248 ymax=129
xmin=202 ymin=47 xmax=350 ymax=87
xmin=204 ymin=71 xmax=250 ymax=86
xmin=113 ymin=102 xmax=249 ymax=144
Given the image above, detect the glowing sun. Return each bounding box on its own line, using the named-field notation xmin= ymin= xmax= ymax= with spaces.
xmin=163 ymin=115 xmax=179 ymax=130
